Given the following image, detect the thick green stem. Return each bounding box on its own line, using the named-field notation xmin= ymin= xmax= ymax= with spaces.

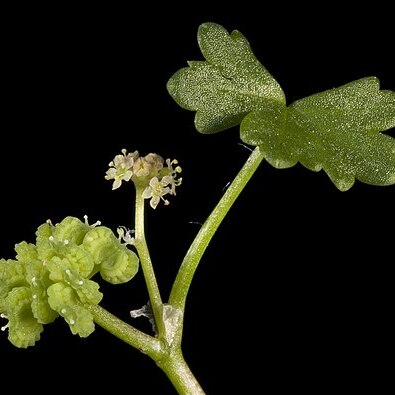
xmin=169 ymin=146 xmax=265 ymax=311
xmin=134 ymin=185 xmax=165 ymax=336
xmin=87 ymin=304 xmax=163 ymax=360
xmin=89 ymin=304 xmax=204 ymax=393
xmin=157 ymin=349 xmax=206 ymax=395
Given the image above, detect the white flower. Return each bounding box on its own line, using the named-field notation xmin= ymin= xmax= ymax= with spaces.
xmin=141 ymin=157 xmax=182 ymax=209
xmin=117 ymin=226 xmax=135 ymax=246
xmin=105 ymin=149 xmax=139 ymax=190
xmin=145 ymin=153 xmax=164 ymax=171
xmin=132 ymin=153 xmax=164 ymax=178
xmin=142 ymin=177 xmax=171 ymax=209
xmin=165 ymin=159 xmax=183 ymax=195
xmin=105 ymin=149 xmax=182 ymax=208
xmin=132 ymin=157 xmax=152 ymax=178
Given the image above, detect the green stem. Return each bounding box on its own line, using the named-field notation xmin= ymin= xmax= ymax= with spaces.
xmin=169 ymin=146 xmax=264 ymax=311
xmin=157 ymin=349 xmax=205 ymax=395
xmin=89 ymin=304 xmax=204 ymax=393
xmin=134 ymin=185 xmax=165 ymax=336
xmin=87 ymin=304 xmax=163 ymax=360
xmin=90 ymin=147 xmax=263 ymax=394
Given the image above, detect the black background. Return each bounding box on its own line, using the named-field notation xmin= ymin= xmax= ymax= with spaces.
xmin=1 ymin=3 xmax=394 ymax=393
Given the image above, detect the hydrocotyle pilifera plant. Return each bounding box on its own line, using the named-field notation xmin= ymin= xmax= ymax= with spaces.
xmin=1 ymin=22 xmax=394 ymax=394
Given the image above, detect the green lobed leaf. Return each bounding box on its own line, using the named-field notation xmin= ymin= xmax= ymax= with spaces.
xmin=167 ymin=22 xmax=285 ymax=133
xmin=241 ymin=77 xmax=395 ymax=190
xmin=168 ymin=23 xmax=395 ymax=191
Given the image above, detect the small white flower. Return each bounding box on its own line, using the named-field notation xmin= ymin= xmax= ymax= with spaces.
xmin=105 ymin=149 xmax=182 ymax=208
xmin=132 ymin=157 xmax=152 ymax=178
xmin=165 ymin=159 xmax=183 ymax=195
xmin=144 ymin=153 xmax=164 ymax=171
xmin=105 ymin=149 xmax=139 ymax=190
xmin=132 ymin=153 xmax=164 ymax=178
xmin=142 ymin=177 xmax=171 ymax=209
xmin=141 ymin=157 xmax=182 ymax=209
xmin=117 ymin=226 xmax=135 ymax=246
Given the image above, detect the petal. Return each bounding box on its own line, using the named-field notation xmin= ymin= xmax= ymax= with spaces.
xmin=149 ymin=177 xmax=160 ymax=187
xmin=112 ymin=179 xmax=122 ymax=190
xmin=150 ymin=196 xmax=160 ymax=209
xmin=161 ymin=175 xmax=173 ymax=185
xmin=123 ymin=170 xmax=133 ymax=181
xmin=105 ymin=168 xmax=116 ymax=179
xmin=142 ymin=186 xmax=152 ymax=199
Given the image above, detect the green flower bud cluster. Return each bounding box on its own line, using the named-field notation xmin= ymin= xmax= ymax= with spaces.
xmin=0 ymin=216 xmax=139 ymax=348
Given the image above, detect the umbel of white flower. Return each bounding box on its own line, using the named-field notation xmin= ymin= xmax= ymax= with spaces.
xmin=105 ymin=149 xmax=182 ymax=209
